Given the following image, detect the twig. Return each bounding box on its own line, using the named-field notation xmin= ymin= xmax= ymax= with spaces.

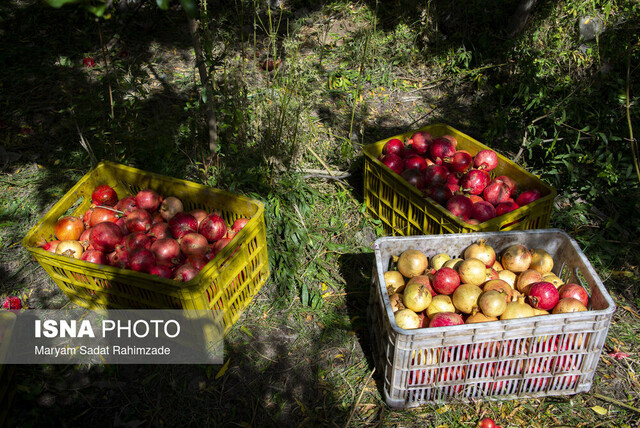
xmin=94 ymin=205 xmax=124 ymax=215
xmin=301 ymin=168 xmax=351 ymax=180
xmin=344 ymin=367 xmax=375 ymax=428
xmin=306 ymin=145 xmax=353 ymax=196
xmin=592 ymin=393 xmax=640 ymax=413
xmin=626 ymin=41 xmax=640 ymax=183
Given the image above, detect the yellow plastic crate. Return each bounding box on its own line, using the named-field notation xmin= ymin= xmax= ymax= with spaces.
xmin=363 ymin=123 xmax=557 ymax=235
xmin=22 ymin=161 xmax=270 ymax=335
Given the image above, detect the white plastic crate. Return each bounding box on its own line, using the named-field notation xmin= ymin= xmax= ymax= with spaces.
xmin=367 ymin=229 xmax=616 ymax=408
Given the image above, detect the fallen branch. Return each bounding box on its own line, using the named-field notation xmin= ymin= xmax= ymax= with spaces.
xmin=592 ymin=393 xmax=640 ymax=414
xmin=301 ymin=168 xmax=351 ymax=180
xmin=345 ymin=367 xmax=375 ymax=428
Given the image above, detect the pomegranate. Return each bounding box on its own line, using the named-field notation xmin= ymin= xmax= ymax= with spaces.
xmin=129 ymin=248 xmax=156 ymax=273
xmin=446 ymin=195 xmax=473 ymax=220
xmin=452 ymin=283 xmax=483 ymax=314
xmin=190 ymin=209 xmax=209 ymax=227
xmin=115 ymin=217 xmax=129 ymax=236
xmin=466 ymin=309 xmax=498 ymax=324
xmin=527 ymin=282 xmax=559 ymax=311
xmin=407 ymin=275 xmax=436 ymax=296
xmin=460 ymin=169 xmax=491 ymax=195
xmin=558 ymin=283 xmax=589 ymax=307
xmin=108 ymin=247 xmax=130 ymax=269
xmin=458 ymin=258 xmax=488 ymax=286
xmin=125 ymin=209 xmax=153 ymax=233
xmin=124 ymin=231 xmax=152 ymax=252
xmin=473 ymin=149 xmax=498 ymax=171
xmin=428 ymin=312 xmax=464 ymax=328
xmin=426 ymin=294 xmax=456 ymax=319
xmin=408 ymin=131 xmax=432 ymax=155
xmin=382 ymin=138 xmax=404 ymax=156
xmin=135 ymin=189 xmax=162 ymax=212
xmin=384 ymin=271 xmax=405 ymax=295
xmin=395 ymin=309 xmax=421 ymax=330
xmin=428 ymin=138 xmax=455 ymax=163
xmin=231 ymin=218 xmax=250 ymax=232
xmin=148 ymin=222 xmax=172 ymax=240
xmin=91 ymin=184 xmax=118 ymax=206
xmin=81 ymin=249 xmax=108 ymax=265
xmin=82 ymin=57 xmax=96 ymax=67
xmin=424 ymin=184 xmax=453 ymax=205
xmin=432 ymin=267 xmax=461 ymax=295
xmin=500 ymin=297 xmax=535 ymax=320
xmin=115 ymin=196 xmax=138 ymax=215
xmin=180 ymin=232 xmax=210 ymax=257
xmin=478 ymin=417 xmax=497 ymax=428
xmin=478 ymin=290 xmax=508 ymax=317
xmin=495 ymin=201 xmax=520 ymax=217
xmin=552 ymin=297 xmax=587 ymax=314
xmin=400 ymin=146 xmax=418 ymax=159
xmin=199 ymin=213 xmax=227 ymax=243
xmin=515 ymin=189 xmax=541 ymax=206
xmin=444 ymin=150 xmax=473 ymax=174
xmin=149 ymin=264 xmax=173 ymax=279
xmin=212 ymin=237 xmax=232 ymax=255
xmin=2 ymin=296 xmax=22 ymax=311
xmin=501 ymin=244 xmax=532 ymax=272
xmin=159 ymin=196 xmax=184 ymax=221
xmin=529 ymin=249 xmax=554 ymax=274
xmin=402 ymin=156 xmax=426 ymax=173
xmin=54 ymin=215 xmax=85 ymax=241
xmin=55 ymin=240 xmax=84 ymax=259
xmin=173 ymin=263 xmax=200 ymax=282
xmin=430 ymin=253 xmax=451 ymax=271
xmin=41 ymin=240 xmax=61 ymax=253
xmin=483 ymin=180 xmax=512 ymax=206
xmin=464 ymin=240 xmax=496 ymax=267
xmin=380 ymin=153 xmax=404 ymax=175
xmin=90 ymin=207 xmax=120 ymax=227
xmin=440 ymin=134 xmax=457 ymax=147
xmin=401 ymin=168 xmax=424 ymax=189
xmin=389 ymin=293 xmax=405 ymax=313
xmin=397 ymin=249 xmax=429 ymax=278
xmin=483 ymin=279 xmax=514 ymax=301
xmin=471 ymin=201 xmax=497 ymax=223
xmin=188 ymin=255 xmax=210 ymax=271
xmin=82 ymin=208 xmax=94 ymax=228
xmin=90 ymin=222 xmax=123 ymax=253
xmin=150 ymin=238 xmax=182 ymax=265
xmin=78 ymin=228 xmax=93 ymax=249
xmin=494 ymin=175 xmax=517 ymax=195
xmin=515 ymin=269 xmax=544 ymax=294
xmin=423 ymin=164 xmax=449 ymax=186
xmin=169 ymin=212 xmax=199 ymax=239
xmin=402 ymin=282 xmax=432 ymax=312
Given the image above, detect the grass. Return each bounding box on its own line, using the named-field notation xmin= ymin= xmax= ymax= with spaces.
xmin=1 ymin=0 xmax=639 ymax=426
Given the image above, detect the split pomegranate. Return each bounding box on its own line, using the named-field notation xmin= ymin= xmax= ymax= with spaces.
xmin=483 ymin=180 xmax=512 ymax=206
xmin=54 ymin=215 xmax=85 ymax=241
xmin=2 ymin=296 xmax=22 ymax=311
xmin=41 ymin=239 xmax=61 ymax=253
xmin=91 ymin=185 xmax=118 ymax=206
xmin=108 ymin=247 xmax=130 ymax=269
xmin=135 ymin=189 xmax=162 ymax=212
xmin=494 ymin=175 xmax=517 ymax=195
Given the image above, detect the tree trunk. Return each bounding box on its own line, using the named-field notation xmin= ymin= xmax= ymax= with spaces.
xmin=186 ymin=16 xmax=219 ymax=164
xmin=508 ymin=0 xmax=538 ymax=37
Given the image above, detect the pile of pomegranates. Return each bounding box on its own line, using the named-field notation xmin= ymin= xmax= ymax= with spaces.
xmin=377 ymin=130 xmax=543 ymax=224
xmin=385 ymin=239 xmax=590 ymax=330
xmin=40 ymin=184 xmax=249 ymax=282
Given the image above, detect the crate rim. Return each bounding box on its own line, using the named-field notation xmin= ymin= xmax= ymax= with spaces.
xmin=21 ymin=160 xmax=266 ymax=291
xmin=373 ymin=228 xmax=617 ymax=336
xmin=363 ymin=123 xmax=558 ymax=232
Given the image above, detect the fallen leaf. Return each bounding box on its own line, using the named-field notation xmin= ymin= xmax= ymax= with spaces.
xmin=215 ymin=359 xmax=230 ymax=379
xmin=591 ymin=405 xmax=607 ymax=415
